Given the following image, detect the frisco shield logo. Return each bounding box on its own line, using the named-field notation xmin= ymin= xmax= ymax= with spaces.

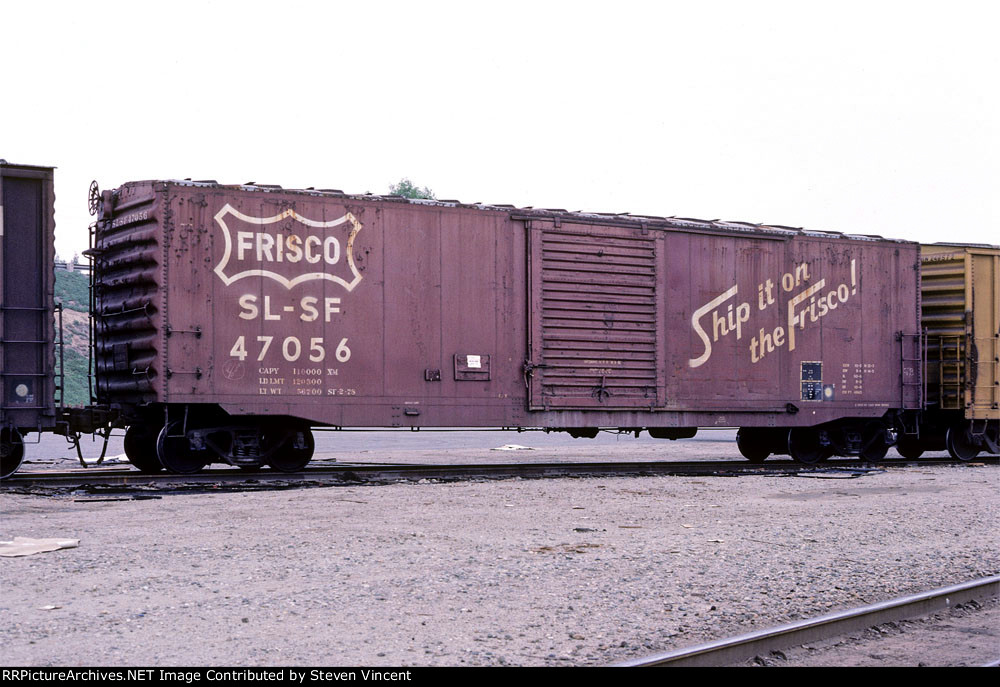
xmin=213 ymin=203 xmax=363 ymax=290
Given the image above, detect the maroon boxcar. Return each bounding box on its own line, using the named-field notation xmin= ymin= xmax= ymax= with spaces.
xmin=1 ymin=162 xmax=57 ymax=478
xmin=92 ymin=180 xmax=920 ymax=472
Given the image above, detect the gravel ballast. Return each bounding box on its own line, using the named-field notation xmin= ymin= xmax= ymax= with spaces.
xmin=1 ymin=456 xmax=997 ymax=666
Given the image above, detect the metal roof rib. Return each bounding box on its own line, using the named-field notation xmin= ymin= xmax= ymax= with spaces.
xmin=141 ymin=178 xmax=913 ymax=244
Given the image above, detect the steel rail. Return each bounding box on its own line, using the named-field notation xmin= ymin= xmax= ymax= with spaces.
xmin=0 ymin=460 xmax=849 ymax=490
xmin=0 ymin=460 xmax=929 ymax=489
xmin=1 ymin=457 xmax=994 ymax=490
xmin=615 ymin=575 xmax=1000 ymax=667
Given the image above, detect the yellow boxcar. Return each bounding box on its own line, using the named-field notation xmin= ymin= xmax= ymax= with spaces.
xmin=916 ymin=243 xmax=999 ymax=459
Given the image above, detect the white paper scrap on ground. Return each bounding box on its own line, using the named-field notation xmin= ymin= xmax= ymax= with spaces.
xmin=0 ymin=537 xmax=80 ymax=557
xmin=81 ymin=454 xmax=129 ymax=465
xmin=491 ymin=444 xmax=535 ymax=451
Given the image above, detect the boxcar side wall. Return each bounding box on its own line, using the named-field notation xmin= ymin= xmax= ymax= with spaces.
xmin=672 ymin=231 xmax=919 ymax=425
xmin=0 ymin=163 xmax=57 ymax=435
xmin=527 ymin=220 xmax=920 ymax=427
xmin=96 ymin=182 xmax=919 ymax=432
xmin=157 ymin=186 xmax=528 ymax=427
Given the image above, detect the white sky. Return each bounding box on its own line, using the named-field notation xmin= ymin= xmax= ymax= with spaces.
xmin=2 ymin=0 xmax=997 ymax=259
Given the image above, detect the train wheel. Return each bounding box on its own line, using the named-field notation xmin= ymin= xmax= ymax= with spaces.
xmin=787 ymin=427 xmax=830 ymax=465
xmin=859 ymin=421 xmax=890 ymax=462
xmin=895 ymin=437 xmax=924 ymax=460
xmin=124 ymin=424 xmax=164 ymax=473
xmin=268 ymin=429 xmax=315 ymax=473
xmin=946 ymin=424 xmax=981 ymax=462
xmin=736 ymin=428 xmax=770 ymax=463
xmin=156 ymin=421 xmax=208 ymax=474
xmin=0 ymin=428 xmax=25 ymax=479
xmin=988 ymin=422 xmax=1000 ymax=455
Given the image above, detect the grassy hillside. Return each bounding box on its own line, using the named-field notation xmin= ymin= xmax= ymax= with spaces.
xmin=59 ymin=347 xmax=92 ymax=407
xmin=55 ymin=268 xmax=89 ymax=312
xmin=54 ymin=269 xmax=92 ymax=406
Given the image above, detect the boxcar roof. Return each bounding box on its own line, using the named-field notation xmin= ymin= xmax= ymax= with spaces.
xmin=924 ymin=242 xmax=1000 ymax=250
xmin=123 ymin=178 xmax=915 ymax=245
xmin=0 ymin=161 xmax=55 ymax=172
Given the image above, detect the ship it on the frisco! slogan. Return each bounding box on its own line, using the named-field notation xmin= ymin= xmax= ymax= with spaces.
xmin=689 ymin=259 xmax=858 ymax=368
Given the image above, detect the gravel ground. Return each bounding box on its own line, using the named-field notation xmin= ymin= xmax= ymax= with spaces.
xmin=1 ymin=437 xmax=997 ymax=667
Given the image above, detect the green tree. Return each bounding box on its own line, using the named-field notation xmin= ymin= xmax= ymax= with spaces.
xmin=389 ymin=178 xmax=435 ymax=199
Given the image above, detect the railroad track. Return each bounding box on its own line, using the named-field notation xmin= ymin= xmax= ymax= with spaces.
xmin=1 ymin=456 xmax=995 ymax=493
xmin=615 ymin=575 xmax=1000 ymax=667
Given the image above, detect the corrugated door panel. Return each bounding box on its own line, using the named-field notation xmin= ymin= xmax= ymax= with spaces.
xmin=528 ymin=221 xmax=665 ymax=410
xmin=921 ymin=251 xmax=967 ymax=410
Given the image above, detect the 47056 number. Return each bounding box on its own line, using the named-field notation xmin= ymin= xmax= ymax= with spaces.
xmin=229 ymin=335 xmax=351 ymax=363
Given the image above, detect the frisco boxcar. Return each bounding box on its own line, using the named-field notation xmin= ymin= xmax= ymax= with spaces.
xmin=0 ymin=162 xmax=57 ymax=479
xmin=89 ymin=179 xmax=924 ymax=473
